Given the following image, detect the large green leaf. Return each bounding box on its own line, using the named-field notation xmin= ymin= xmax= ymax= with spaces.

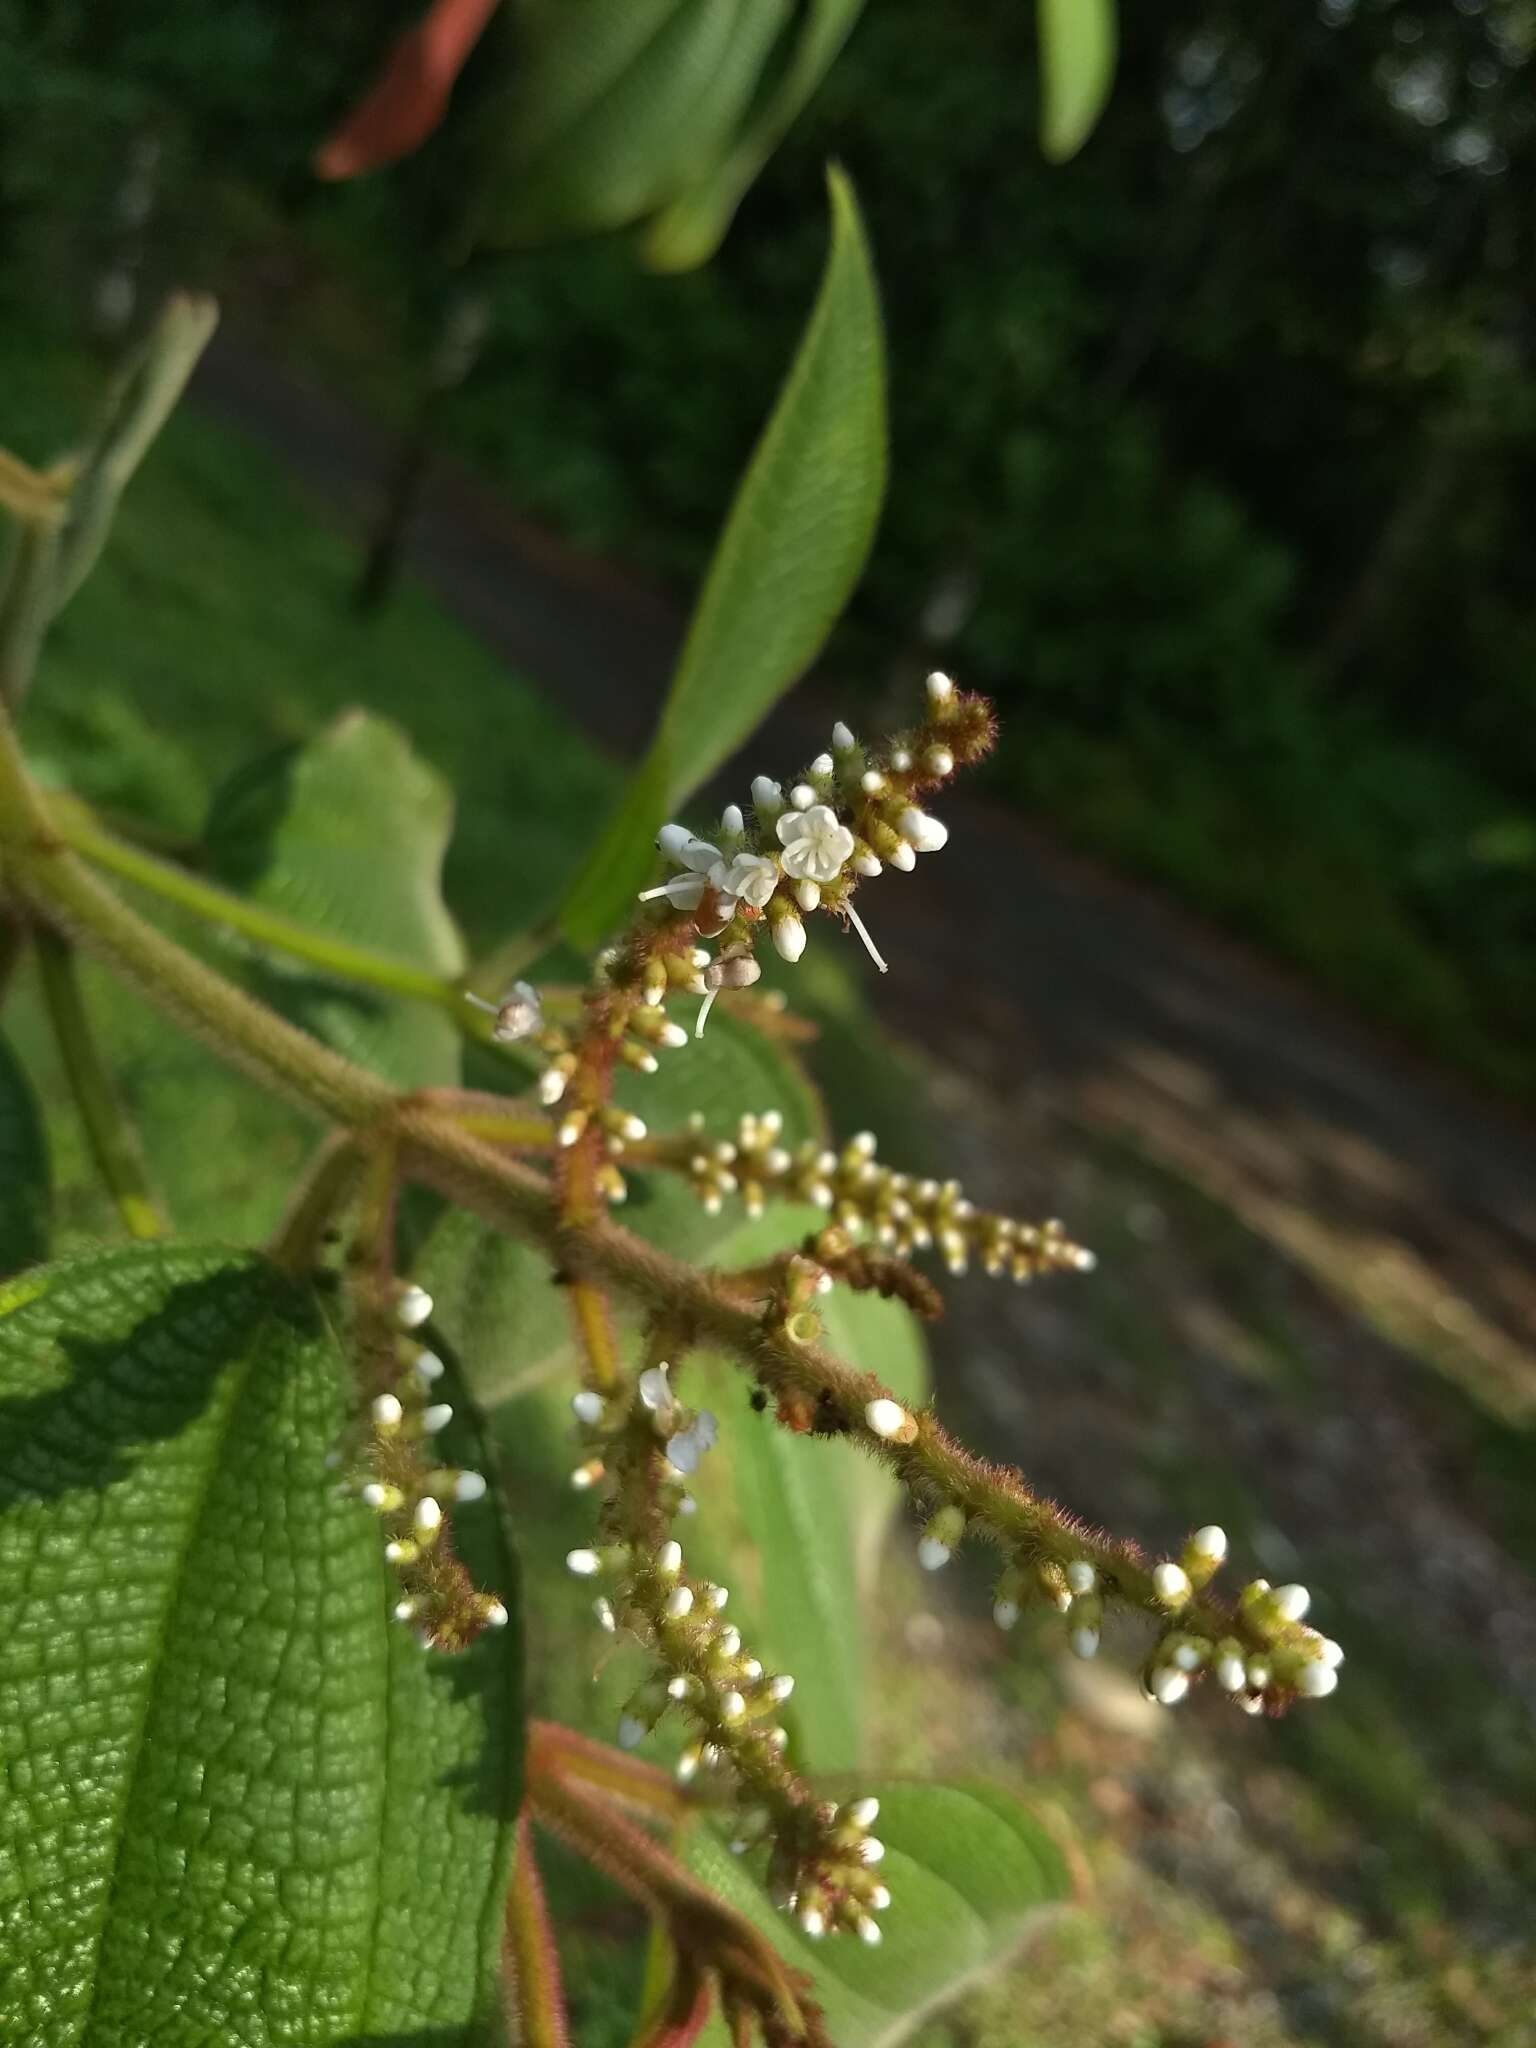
xmin=641 ymin=0 xmax=870 ymax=272
xmin=480 ymin=0 xmax=792 ymax=246
xmin=0 ymin=1029 xmax=49 ymax=1273
xmin=686 ymin=1781 xmax=1069 ymax=2046
xmin=204 ymin=708 xmax=466 ymax=1087
xmin=560 ymin=166 xmax=887 ymax=948
xmin=1038 ymin=0 xmax=1116 ymax=163
xmin=0 ymin=1244 xmax=521 ymax=2045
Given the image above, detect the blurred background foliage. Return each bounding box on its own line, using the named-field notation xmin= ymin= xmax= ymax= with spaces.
xmin=5 ymin=0 xmax=1534 ymax=1091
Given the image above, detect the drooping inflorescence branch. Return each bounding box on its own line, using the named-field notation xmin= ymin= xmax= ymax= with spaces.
xmin=562 ymin=1351 xmax=893 ymax=1947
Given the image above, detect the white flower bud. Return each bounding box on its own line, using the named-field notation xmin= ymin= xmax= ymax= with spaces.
xmin=856 ymin=1915 xmax=882 ymax=1945
xmin=414 ymin=1350 xmax=446 ymax=1384
xmin=371 ymin=1393 xmax=403 ymax=1428
xmin=1271 ymin=1583 xmax=1311 ymax=1622
xmin=718 ymin=1690 xmax=746 ymax=1723
xmin=1150 ymin=1667 xmax=1190 ymax=1705
xmin=767 ymin=1674 xmax=795 ymax=1702
xmin=898 ymin=807 xmax=949 ymax=853
xmin=798 ymin=1905 xmax=826 ymax=1939
xmin=566 ymin=1548 xmax=600 ymax=1577
xmin=538 ymin=1066 xmax=568 ymax=1106
xmin=1069 ymin=1626 xmax=1100 ymax=1660
xmin=772 ymin=912 xmax=806 ymax=963
xmin=925 ymin=746 xmax=954 ymax=777
xmin=454 ymin=1470 xmax=487 ymax=1503
xmin=846 ymin=1796 xmax=880 ymax=1827
xmin=860 ymin=769 xmax=886 ymax=795
xmin=1295 ymin=1660 xmax=1338 ymax=1698
xmin=413 ymin=1496 xmax=443 ymax=1539
xmin=865 ymin=1397 xmax=913 ymax=1441
xmin=794 ymin=879 xmax=821 ymax=912
xmin=720 ymin=804 xmax=744 ymax=835
xmin=396 ymin=1285 xmax=433 ymax=1329
xmin=1317 ymin=1636 xmax=1345 ymax=1668
xmin=888 ymin=841 xmax=916 ymax=872
xmin=421 ymin=1403 xmax=453 ymax=1434
xmin=832 ymin=721 xmax=857 ymax=752
xmin=617 ymin=1716 xmax=647 ymax=1751
xmin=917 ymin=1536 xmax=951 ymax=1571
xmin=993 ymin=1598 xmax=1021 ymax=1631
xmin=360 ymin=1482 xmax=398 ymax=1511
xmin=664 ymin=1585 xmax=694 ymax=1620
xmin=926 ymin=670 xmax=955 ymax=706
xmin=657 ymin=1539 xmax=683 ymax=1575
xmin=1065 ymin=1560 xmax=1097 ymax=1596
xmin=1152 ymin=1562 xmax=1192 ymax=1607
xmin=1216 ymin=1652 xmax=1247 ymax=1692
xmin=656 ymin=823 xmax=692 ymax=858
xmin=1189 ymin=1524 xmax=1228 ymax=1563
xmin=481 ymin=1598 xmax=510 ymax=1628
xmin=593 ymin=1597 xmax=615 ymax=1632
xmin=1245 ymin=1655 xmax=1271 ymax=1690
xmin=789 ymin=783 xmax=815 ymax=810
xmin=868 ymin=1882 xmax=891 ymax=1911
xmin=572 ymin=1390 xmax=604 ymax=1425
xmin=394 ymin=1598 xmax=417 ymax=1621
xmin=859 ymin=1836 xmax=886 ymax=1865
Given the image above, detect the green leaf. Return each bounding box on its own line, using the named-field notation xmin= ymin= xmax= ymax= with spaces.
xmin=685 ymin=1781 xmax=1069 ymax=2046
xmin=481 ymin=0 xmax=793 ymax=246
xmin=1038 ymin=0 xmax=1116 ymax=162
xmin=560 ymin=165 xmax=887 ymax=948
xmin=0 ymin=1029 xmax=49 ymax=1274
xmin=641 ymin=0 xmax=870 ymax=272
xmin=204 ymin=708 xmax=466 ymax=1087
xmin=0 ymin=1244 xmax=521 ymax=2044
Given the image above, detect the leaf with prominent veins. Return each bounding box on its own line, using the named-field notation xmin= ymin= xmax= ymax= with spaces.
xmin=0 ymin=1244 xmax=521 ymax=2046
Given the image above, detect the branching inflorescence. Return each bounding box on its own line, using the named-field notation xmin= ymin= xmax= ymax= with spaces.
xmin=0 ymin=653 xmax=1343 ymax=1951
xmin=384 ymin=672 xmax=1343 ymax=1945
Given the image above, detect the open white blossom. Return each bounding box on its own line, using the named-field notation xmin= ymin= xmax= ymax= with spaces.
xmin=666 ymin=1409 xmax=718 ymax=1474
xmin=776 ymin=804 xmax=855 ymax=885
xmin=640 ymin=833 xmax=727 ymax=911
xmin=714 ymin=850 xmax=779 ymax=908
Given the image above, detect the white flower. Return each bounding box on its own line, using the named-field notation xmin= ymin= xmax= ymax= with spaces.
xmin=666 ymin=1409 xmax=718 ymax=1474
xmin=640 ymin=834 xmax=731 ymax=912
xmin=776 ymin=804 xmax=855 ymax=885
xmin=712 ymin=851 xmax=778 ymax=909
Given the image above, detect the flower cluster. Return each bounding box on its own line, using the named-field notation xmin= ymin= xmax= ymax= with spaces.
xmin=989 ymin=1520 xmax=1343 ymax=1712
xmin=564 ymin=1365 xmax=889 ymax=1943
xmin=641 ymin=672 xmax=994 ymax=998
xmin=352 ymin=1283 xmax=507 ymax=1651
xmin=645 ymin=1112 xmax=1096 ymax=1279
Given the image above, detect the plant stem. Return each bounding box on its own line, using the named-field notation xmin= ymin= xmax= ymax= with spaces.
xmin=33 ymin=924 xmax=165 ymax=1239
xmin=57 ymin=803 xmax=465 ymax=1011
xmin=52 ymin=292 xmax=219 ymax=611
xmin=502 ymin=1813 xmax=572 ymax=2048
xmin=0 ymin=514 xmax=62 ymax=711
xmin=269 ymin=1132 xmax=361 ymax=1276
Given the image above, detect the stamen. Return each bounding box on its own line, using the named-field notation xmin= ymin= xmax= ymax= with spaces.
xmin=695 ymin=985 xmax=721 ymax=1038
xmin=845 ymin=900 xmax=889 ymax=974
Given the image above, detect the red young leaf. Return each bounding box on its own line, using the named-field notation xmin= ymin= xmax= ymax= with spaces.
xmin=315 ymin=0 xmax=501 ymax=180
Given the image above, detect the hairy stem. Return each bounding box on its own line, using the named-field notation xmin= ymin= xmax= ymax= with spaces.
xmin=503 ymin=1813 xmax=572 ymax=2048
xmin=57 ymin=801 xmax=465 ymax=1011
xmin=33 ymin=925 xmax=165 ymax=1239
